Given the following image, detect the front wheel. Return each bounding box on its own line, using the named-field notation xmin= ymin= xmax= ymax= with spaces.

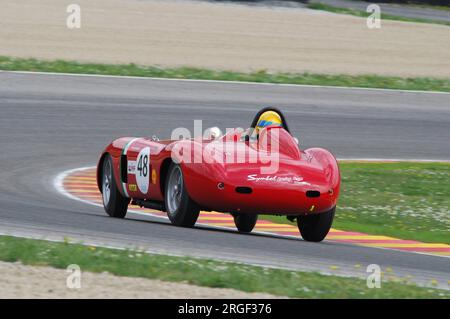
xmin=164 ymin=163 xmax=200 ymax=227
xmin=101 ymin=154 xmax=129 ymax=218
xmin=297 ymin=207 xmax=335 ymax=242
xmin=233 ymin=213 xmax=258 ymax=233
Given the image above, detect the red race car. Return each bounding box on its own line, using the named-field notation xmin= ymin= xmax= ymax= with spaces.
xmin=96 ymin=108 xmax=340 ymax=242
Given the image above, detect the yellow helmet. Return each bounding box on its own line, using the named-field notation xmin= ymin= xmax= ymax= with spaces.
xmin=255 ymin=110 xmax=283 ymax=133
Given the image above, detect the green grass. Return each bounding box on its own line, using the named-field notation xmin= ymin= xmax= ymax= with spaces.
xmin=262 ymin=162 xmax=450 ymax=244
xmin=1 ymin=56 xmax=450 ymax=92
xmin=0 ymin=235 xmax=448 ymax=298
xmin=307 ymin=3 xmax=450 ymax=26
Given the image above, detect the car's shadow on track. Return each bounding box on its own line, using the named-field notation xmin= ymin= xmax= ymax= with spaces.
xmin=73 ymin=207 xmax=336 ymax=246
xmin=120 ymin=211 xmax=335 ymax=245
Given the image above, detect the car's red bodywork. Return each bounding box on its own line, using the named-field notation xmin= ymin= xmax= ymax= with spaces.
xmin=96 ymin=126 xmax=340 ymax=216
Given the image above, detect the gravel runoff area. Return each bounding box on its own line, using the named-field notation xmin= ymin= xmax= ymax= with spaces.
xmin=0 ymin=261 xmax=280 ymax=299
xmin=0 ymin=0 xmax=449 ymax=78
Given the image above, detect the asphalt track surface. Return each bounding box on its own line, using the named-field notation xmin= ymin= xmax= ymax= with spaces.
xmin=1 ymin=71 xmax=449 ymax=289
xmin=208 ymin=1 xmax=450 ymax=23
xmin=309 ymin=0 xmax=450 ymax=23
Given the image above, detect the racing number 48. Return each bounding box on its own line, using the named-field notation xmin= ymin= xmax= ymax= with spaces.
xmin=137 ymin=154 xmax=148 ymax=177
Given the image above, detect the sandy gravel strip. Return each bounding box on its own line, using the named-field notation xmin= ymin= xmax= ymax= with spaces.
xmin=0 ymin=261 xmax=280 ymax=299
xmin=0 ymin=0 xmax=449 ymax=77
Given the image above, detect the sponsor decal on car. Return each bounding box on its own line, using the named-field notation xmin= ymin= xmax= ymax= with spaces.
xmin=247 ymin=174 xmax=310 ymax=186
xmin=127 ymin=160 xmax=137 ymax=174
xmin=151 ymin=168 xmax=157 ymax=184
xmin=128 ymin=184 xmax=137 ymax=192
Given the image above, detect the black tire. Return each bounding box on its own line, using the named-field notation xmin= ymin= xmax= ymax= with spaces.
xmin=297 ymin=207 xmax=335 ymax=242
xmin=101 ymin=154 xmax=130 ymax=218
xmin=164 ymin=163 xmax=200 ymax=227
xmin=233 ymin=213 xmax=258 ymax=233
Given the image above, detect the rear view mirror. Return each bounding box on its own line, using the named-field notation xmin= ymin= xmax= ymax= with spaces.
xmin=204 ymin=127 xmax=222 ymax=140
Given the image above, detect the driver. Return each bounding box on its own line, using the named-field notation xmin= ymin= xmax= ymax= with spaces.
xmin=255 ymin=110 xmax=283 ymax=134
xmin=245 ymin=110 xmax=283 ymax=141
xmin=241 ymin=108 xmax=287 ymax=142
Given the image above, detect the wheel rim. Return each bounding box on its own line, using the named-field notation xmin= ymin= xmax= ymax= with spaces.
xmin=102 ymin=160 xmax=111 ymax=206
xmin=167 ymin=166 xmax=183 ymax=215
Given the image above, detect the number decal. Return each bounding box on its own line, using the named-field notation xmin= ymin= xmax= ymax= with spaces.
xmin=135 ymin=147 xmax=150 ymax=194
xmin=137 ymin=154 xmax=148 ymax=177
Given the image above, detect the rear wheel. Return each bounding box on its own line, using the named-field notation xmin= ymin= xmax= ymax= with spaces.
xmin=164 ymin=163 xmax=200 ymax=227
xmin=233 ymin=213 xmax=258 ymax=233
xmin=297 ymin=207 xmax=335 ymax=242
xmin=101 ymin=154 xmax=129 ymax=218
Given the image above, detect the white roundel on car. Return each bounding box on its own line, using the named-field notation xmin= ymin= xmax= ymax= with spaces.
xmin=135 ymin=147 xmax=150 ymax=194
